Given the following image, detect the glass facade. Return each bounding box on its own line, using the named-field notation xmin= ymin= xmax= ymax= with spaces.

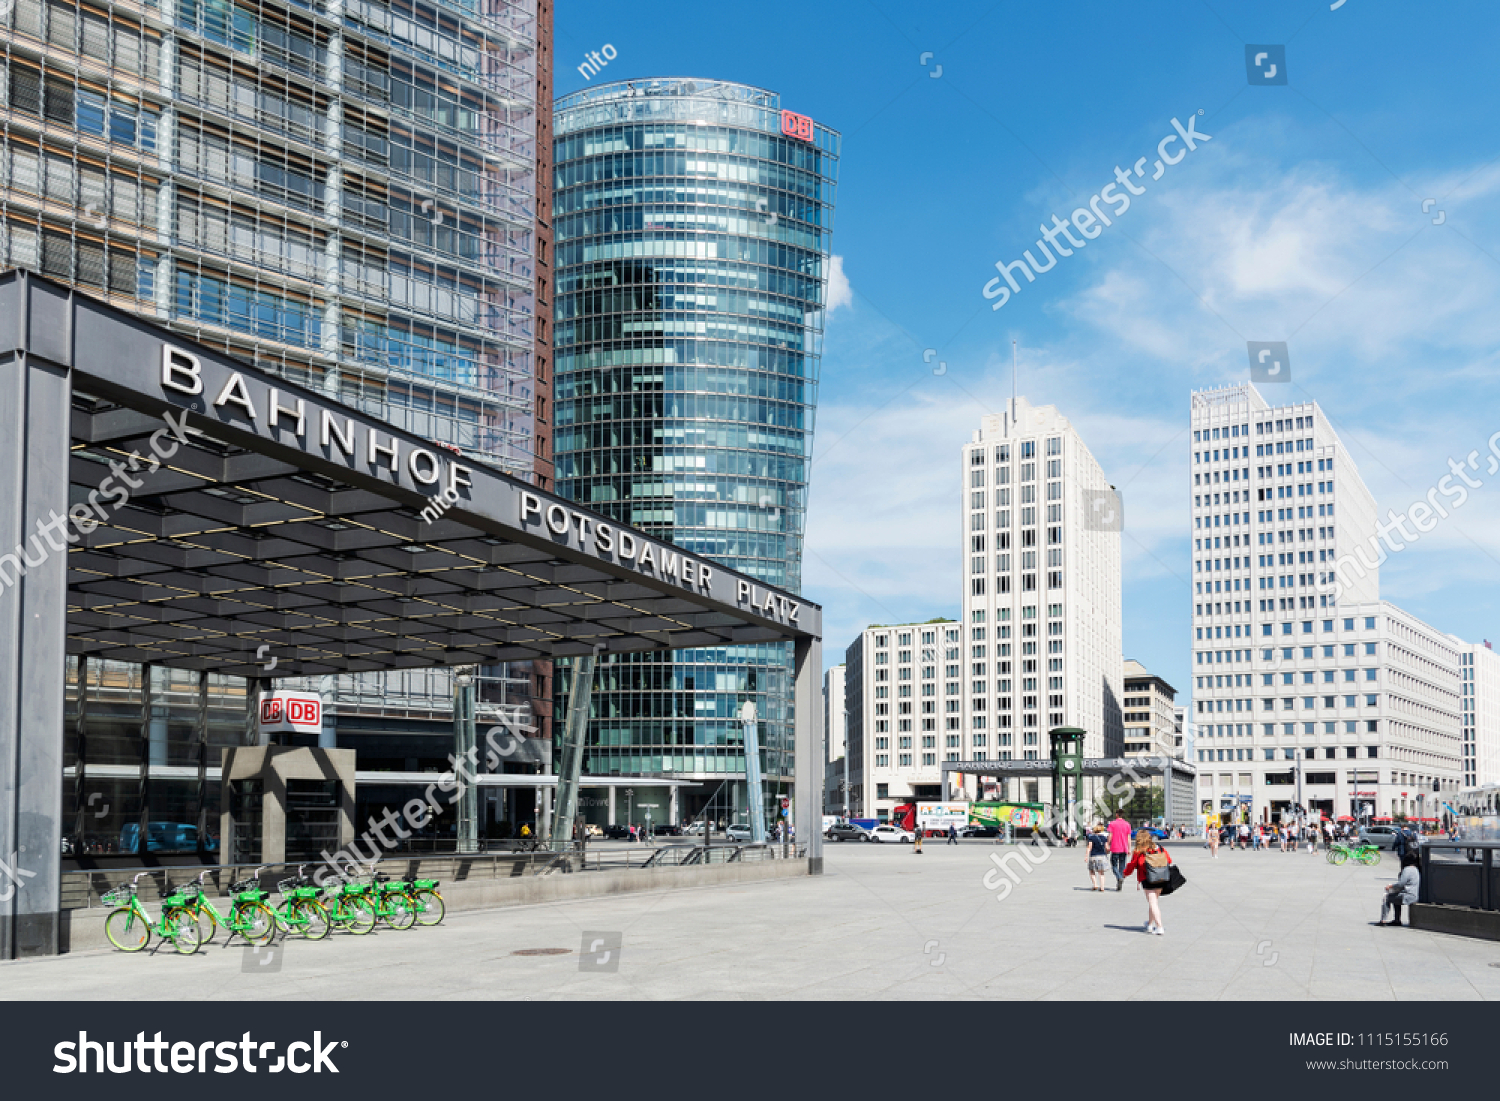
xmin=0 ymin=0 xmax=544 ymax=471
xmin=552 ymin=78 xmax=838 ymax=822
xmin=6 ymin=0 xmax=555 ymax=856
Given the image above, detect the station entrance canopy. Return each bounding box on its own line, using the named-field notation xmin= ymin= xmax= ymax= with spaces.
xmin=0 ymin=272 xmax=824 ymax=957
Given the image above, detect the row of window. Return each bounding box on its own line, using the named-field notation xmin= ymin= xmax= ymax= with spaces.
xmin=969 ymin=438 xmax=1060 ymax=464
xmin=1200 ymin=692 xmax=1381 ymax=714
xmin=968 ymin=459 xmax=1063 ymax=487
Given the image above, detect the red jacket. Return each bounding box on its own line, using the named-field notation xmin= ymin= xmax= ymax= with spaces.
xmin=1122 ymin=847 xmax=1172 ymax=885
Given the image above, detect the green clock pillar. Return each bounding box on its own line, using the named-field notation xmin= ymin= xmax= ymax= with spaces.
xmin=1049 ymin=726 xmax=1087 ymax=833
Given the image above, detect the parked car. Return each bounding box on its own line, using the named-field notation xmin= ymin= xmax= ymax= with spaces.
xmin=868 ymin=824 xmax=914 ymax=844
xmin=825 ymin=822 xmax=870 ymax=842
xmin=959 ymin=824 xmax=998 ymax=838
xmin=682 ymin=821 xmax=707 ymax=835
xmin=583 ymin=823 xmax=604 ymax=839
xmin=724 ymin=824 xmax=754 ymax=843
xmin=1360 ymin=825 xmax=1402 ymax=849
xmin=602 ymin=824 xmax=633 ymax=840
xmin=651 ymin=824 xmax=682 ymax=837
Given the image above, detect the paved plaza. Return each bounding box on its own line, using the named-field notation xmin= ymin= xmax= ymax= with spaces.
xmin=7 ymin=841 xmax=1500 ymax=1000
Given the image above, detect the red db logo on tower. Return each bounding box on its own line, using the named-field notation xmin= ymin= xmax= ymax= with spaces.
xmin=779 ymin=110 xmax=814 ymax=142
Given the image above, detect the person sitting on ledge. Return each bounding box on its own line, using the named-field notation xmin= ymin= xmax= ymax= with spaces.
xmin=1378 ymin=852 xmax=1421 ymax=927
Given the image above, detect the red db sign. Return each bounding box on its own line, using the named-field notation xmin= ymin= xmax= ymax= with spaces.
xmin=779 ymin=110 xmax=814 ymax=142
xmin=259 ymin=692 xmax=322 ymax=733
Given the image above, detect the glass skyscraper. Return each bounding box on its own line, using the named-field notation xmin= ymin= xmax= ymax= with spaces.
xmin=2 ymin=0 xmax=558 ymax=854
xmin=552 ymin=78 xmax=838 ymax=825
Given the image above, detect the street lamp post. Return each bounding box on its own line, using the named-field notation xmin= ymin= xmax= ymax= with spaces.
xmin=842 ymin=706 xmax=850 ymax=819
xmin=625 ymin=787 xmax=634 ymax=838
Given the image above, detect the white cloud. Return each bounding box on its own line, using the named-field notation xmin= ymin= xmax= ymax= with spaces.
xmin=825 ymin=254 xmax=853 ymax=313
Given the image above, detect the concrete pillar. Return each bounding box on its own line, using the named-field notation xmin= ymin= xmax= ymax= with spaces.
xmin=0 ymin=295 xmax=71 ymax=957
xmin=793 ymin=636 xmax=824 ymax=874
xmin=608 ymin=785 xmax=616 ymax=826
xmin=550 ymin=653 xmax=595 ymax=847
xmin=669 ymin=784 xmax=678 ymax=826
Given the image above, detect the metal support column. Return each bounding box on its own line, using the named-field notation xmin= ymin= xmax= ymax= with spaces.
xmin=793 ymin=637 xmax=824 ymax=874
xmin=137 ymin=663 xmax=154 ymax=860
xmin=71 ymin=656 xmax=88 ymax=848
xmin=453 ymin=667 xmax=477 ymax=854
xmin=195 ymin=670 xmax=209 ymax=860
xmin=0 ymin=330 xmax=70 ymax=959
xmin=741 ymin=701 xmax=767 ymax=844
xmin=550 ymin=653 xmax=596 ymax=849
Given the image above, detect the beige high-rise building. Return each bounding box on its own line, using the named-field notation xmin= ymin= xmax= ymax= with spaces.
xmin=958 ymin=397 xmax=1124 ymax=797
xmin=1457 ymin=640 xmax=1500 ymax=791
xmin=1189 ymin=383 xmax=1462 ymax=822
xmin=1122 ymin=660 xmax=1177 ymax=757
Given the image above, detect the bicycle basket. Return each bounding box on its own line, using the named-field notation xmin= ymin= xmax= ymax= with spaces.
xmin=276 ymin=877 xmax=299 ymax=895
xmin=229 ymin=878 xmax=254 ymax=893
xmin=412 ymin=879 xmax=438 ymax=890
xmin=100 ymin=885 xmax=133 ymax=907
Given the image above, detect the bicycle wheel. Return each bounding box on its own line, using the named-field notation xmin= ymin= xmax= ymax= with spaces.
xmin=273 ymin=903 xmax=296 ymax=935
xmin=338 ymin=898 xmax=376 ymax=935
xmin=380 ymin=893 xmax=416 ymax=930
xmin=1330 ymin=849 xmax=1348 ymax=866
xmin=1360 ymin=849 xmax=1382 ymax=866
xmin=232 ymin=901 xmax=277 ymax=945
xmin=411 ymin=889 xmax=444 ymax=927
xmin=293 ymin=899 xmax=330 ymax=941
xmin=105 ymin=907 xmax=150 ymax=952
xmin=164 ymin=910 xmax=200 ymax=956
xmin=193 ymin=904 xmax=219 ymax=946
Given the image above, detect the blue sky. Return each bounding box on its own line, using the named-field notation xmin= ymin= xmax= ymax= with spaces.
xmin=554 ymin=0 xmax=1500 ymax=698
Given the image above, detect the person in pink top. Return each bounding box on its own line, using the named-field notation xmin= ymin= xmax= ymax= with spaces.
xmin=1107 ymin=811 xmax=1132 ymax=892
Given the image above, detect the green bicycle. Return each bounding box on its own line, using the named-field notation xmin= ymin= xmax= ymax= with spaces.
xmin=175 ymin=870 xmax=276 ymax=947
xmin=102 ymin=873 xmax=201 ymax=955
xmin=368 ymin=870 xmax=417 ymax=930
xmin=321 ymin=876 xmax=377 ymax=935
xmin=270 ymin=866 xmax=330 ymax=940
xmin=399 ymin=875 xmax=444 ymax=927
xmin=1328 ymin=843 xmax=1382 ymax=866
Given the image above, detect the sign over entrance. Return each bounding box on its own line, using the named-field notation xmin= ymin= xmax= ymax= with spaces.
xmin=259 ymin=692 xmax=323 ymax=735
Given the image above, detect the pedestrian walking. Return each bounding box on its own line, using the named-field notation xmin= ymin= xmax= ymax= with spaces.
xmin=1207 ymin=823 xmax=1219 ymax=858
xmin=947 ymin=824 xmax=958 ymax=846
xmin=913 ymin=824 xmax=923 ymax=854
xmin=1085 ymin=823 xmax=1110 ymax=891
xmin=1378 ymin=852 xmax=1422 ymax=927
xmin=1122 ymin=830 xmax=1174 ymax=936
xmin=1107 ymin=811 xmax=1132 ymax=890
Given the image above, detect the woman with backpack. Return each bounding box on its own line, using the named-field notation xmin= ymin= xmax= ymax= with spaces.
xmin=1122 ymin=829 xmax=1174 ymax=936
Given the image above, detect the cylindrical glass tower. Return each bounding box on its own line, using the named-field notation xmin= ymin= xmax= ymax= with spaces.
xmin=552 ymin=78 xmax=838 ymax=826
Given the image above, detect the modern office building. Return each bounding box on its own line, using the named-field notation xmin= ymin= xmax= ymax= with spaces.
xmin=1122 ymin=660 xmax=1177 ymax=757
xmin=843 ymin=620 xmax=962 ymax=823
xmin=822 ymin=663 xmax=848 ymax=814
xmin=1173 ymin=707 xmax=1193 ymax=761
xmin=1457 ymin=640 xmax=1500 ymax=790
xmin=958 ymin=396 xmax=1124 ymax=802
xmin=550 ymin=78 xmax=839 ymax=826
xmin=4 ymin=0 xmax=559 ymax=854
xmin=1189 ymin=383 xmax=1462 ymax=822
xmin=824 ymin=663 xmax=846 ymax=761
